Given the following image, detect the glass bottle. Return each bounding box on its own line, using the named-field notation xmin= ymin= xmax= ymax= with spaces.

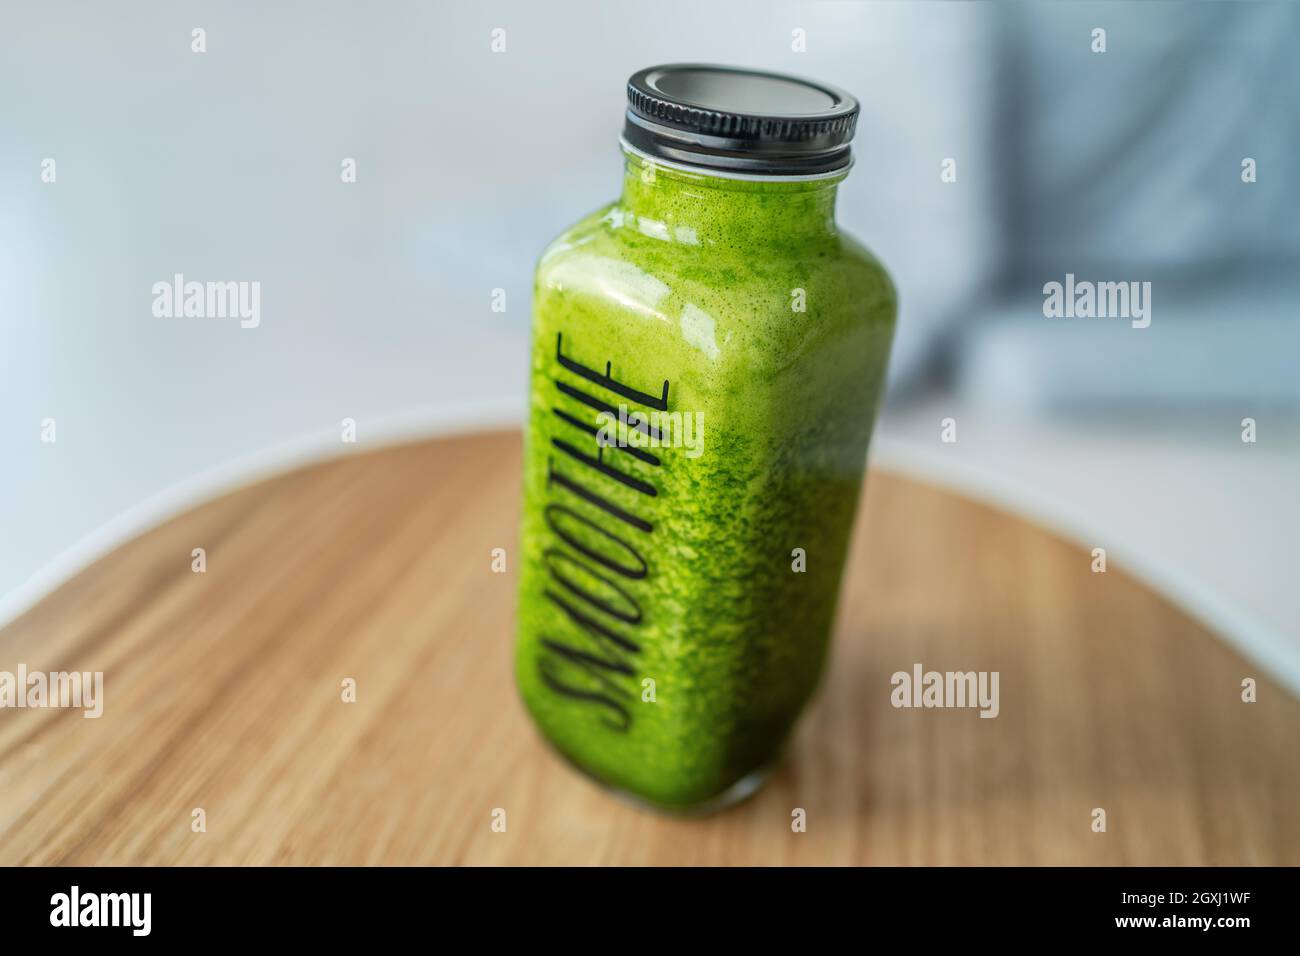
xmin=515 ymin=64 xmax=897 ymax=811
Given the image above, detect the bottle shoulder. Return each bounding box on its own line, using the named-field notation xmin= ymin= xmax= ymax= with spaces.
xmin=538 ymin=204 xmax=893 ymax=308
xmin=835 ymin=229 xmax=899 ymax=321
xmin=536 ymin=202 xmax=619 ymax=265
xmin=532 ymin=205 xmax=896 ymax=385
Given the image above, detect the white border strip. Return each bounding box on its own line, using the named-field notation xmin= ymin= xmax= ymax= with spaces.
xmin=3 ymin=416 xmax=1295 ymax=699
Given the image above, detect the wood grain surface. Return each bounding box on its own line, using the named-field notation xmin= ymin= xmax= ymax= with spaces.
xmin=1 ymin=431 xmax=1296 ymax=865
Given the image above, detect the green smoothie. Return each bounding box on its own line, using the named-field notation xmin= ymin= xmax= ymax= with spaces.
xmin=515 ymin=65 xmax=897 ymax=811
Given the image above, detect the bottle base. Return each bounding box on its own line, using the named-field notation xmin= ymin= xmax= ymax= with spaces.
xmin=546 ymin=741 xmax=779 ymax=817
xmin=621 ymin=762 xmax=775 ymax=818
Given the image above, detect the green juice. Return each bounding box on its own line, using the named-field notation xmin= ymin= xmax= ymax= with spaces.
xmin=515 ymin=66 xmax=897 ymax=811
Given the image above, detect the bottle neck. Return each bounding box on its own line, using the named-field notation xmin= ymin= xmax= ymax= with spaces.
xmin=616 ymin=147 xmax=845 ymax=249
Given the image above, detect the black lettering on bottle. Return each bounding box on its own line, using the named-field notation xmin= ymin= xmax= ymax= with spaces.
xmin=538 ymin=656 xmax=632 ymax=732
xmin=540 ymin=639 xmax=634 ymax=678
xmin=544 ymin=586 xmax=641 ymax=656
xmin=554 ymin=381 xmax=664 ymax=442
xmin=545 ymin=504 xmax=648 ymax=580
xmin=547 ymin=457 xmax=653 ymax=533
xmin=552 ymin=406 xmax=661 ymax=467
xmin=545 ymin=548 xmax=643 ymax=624
xmin=529 ymin=330 xmax=673 ymax=731
xmin=557 ymin=332 xmax=669 ymax=411
xmin=553 ymin=438 xmax=657 ymax=497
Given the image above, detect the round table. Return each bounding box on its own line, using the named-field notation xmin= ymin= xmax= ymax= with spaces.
xmin=1 ymin=431 xmax=1295 ymax=864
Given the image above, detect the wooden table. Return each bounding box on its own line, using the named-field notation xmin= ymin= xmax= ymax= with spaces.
xmin=1 ymin=431 xmax=1296 ymax=865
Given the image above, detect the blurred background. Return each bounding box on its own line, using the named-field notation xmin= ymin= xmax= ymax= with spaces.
xmin=1 ymin=1 xmax=1297 ymax=686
